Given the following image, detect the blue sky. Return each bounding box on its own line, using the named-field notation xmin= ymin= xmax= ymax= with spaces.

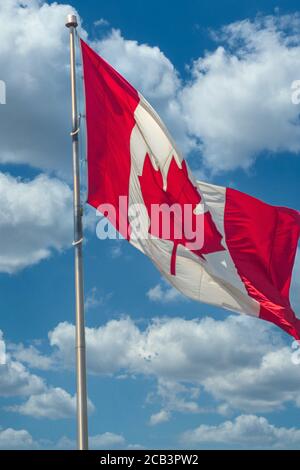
xmin=0 ymin=0 xmax=300 ymax=450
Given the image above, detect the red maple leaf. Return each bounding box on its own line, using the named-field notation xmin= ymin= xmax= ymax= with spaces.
xmin=139 ymin=154 xmax=225 ymax=275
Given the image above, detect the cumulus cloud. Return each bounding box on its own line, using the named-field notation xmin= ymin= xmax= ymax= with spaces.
xmin=0 ymin=427 xmax=126 ymax=450
xmin=92 ymin=29 xmax=193 ymax=155
xmin=0 ymin=357 xmax=45 ymax=397
xmin=7 ymin=386 xmax=95 ymax=419
xmin=0 ymin=427 xmax=37 ymax=450
xmin=91 ymin=13 xmax=300 ymax=172
xmin=0 ymin=0 xmax=190 ymax=176
xmin=0 ymin=1 xmax=299 ymax=438
xmin=0 ymin=172 xmax=73 ymax=273
xmin=94 ymin=18 xmax=109 ymax=28
xmin=7 ymin=387 xmax=75 ymax=419
xmin=204 ymin=346 xmax=300 ymax=412
xmin=84 ymin=287 xmax=112 ymax=311
xmin=90 ymin=432 xmax=125 ymax=449
xmin=1 ymin=2 xmax=299 ymax=277
xmin=153 ymin=379 xmax=202 ymax=415
xmin=149 ymin=409 xmax=171 ymax=426
xmin=0 ymin=0 xmax=182 ymax=273
xmin=0 ymin=0 xmax=79 ymax=175
xmin=146 ymin=283 xmax=185 ymax=303
xmin=147 ymin=378 xmax=205 ymax=424
xmin=0 ymin=331 xmax=93 ymax=421
xmin=56 ymin=432 xmax=128 ymax=450
xmin=0 ymin=353 xmax=94 ymax=421
xmin=47 ymin=314 xmax=300 ymax=415
xmin=95 ymin=28 xmax=179 ymax=102
xmin=2 ymin=2 xmax=300 ymax=178
xmin=181 ymin=414 xmax=300 ymax=449
xmin=181 ymin=15 xmax=300 ymax=172
xmin=8 ymin=342 xmax=53 ymax=370
xmin=49 ymin=315 xmax=273 ymax=377
xmin=49 ymin=318 xmax=141 ymax=376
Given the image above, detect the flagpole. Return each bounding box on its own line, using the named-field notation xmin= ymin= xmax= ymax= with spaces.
xmin=65 ymin=14 xmax=89 ymax=451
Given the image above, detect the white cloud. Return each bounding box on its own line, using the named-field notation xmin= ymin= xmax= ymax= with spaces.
xmin=148 ymin=379 xmax=210 ymax=424
xmin=1 ymin=3 xmax=300 ymax=180
xmin=7 ymin=386 xmax=95 ymax=419
xmin=56 ymin=432 xmax=127 ymax=450
xmin=0 ymin=331 xmax=93 ymax=421
xmin=90 ymin=432 xmax=125 ymax=449
xmin=94 ymin=29 xmax=178 ymax=103
xmin=0 ymin=0 xmax=182 ymax=274
xmin=48 ymin=314 xmax=300 ymax=414
xmin=49 ymin=318 xmax=142 ymax=375
xmin=0 ymin=427 xmax=37 ymax=450
xmin=0 ymin=427 xmax=125 ymax=450
xmin=0 ymin=172 xmax=73 ymax=273
xmin=180 ymin=15 xmax=300 ymax=172
xmin=0 ymin=354 xmax=94 ymax=420
xmin=0 ymin=1 xmax=299 ymax=430
xmin=149 ymin=409 xmax=171 ymax=426
xmin=0 ymin=357 xmax=45 ymax=397
xmin=147 ymin=283 xmax=185 ymax=303
xmin=153 ymin=379 xmax=201 ymax=415
xmin=0 ymin=0 xmax=190 ymax=176
xmin=7 ymin=387 xmax=86 ymax=419
xmin=92 ymin=29 xmax=193 ymax=155
xmin=203 ymin=346 xmax=300 ymax=413
xmin=94 ymin=18 xmax=109 ymax=28
xmin=84 ymin=287 xmax=112 ymax=311
xmin=0 ymin=0 xmax=81 ymax=175
xmin=8 ymin=343 xmax=53 ymax=370
xmin=181 ymin=414 xmax=300 ymax=449
xmin=91 ymin=14 xmax=300 ymax=172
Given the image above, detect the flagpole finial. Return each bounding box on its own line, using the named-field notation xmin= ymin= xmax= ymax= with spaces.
xmin=65 ymin=14 xmax=78 ymax=28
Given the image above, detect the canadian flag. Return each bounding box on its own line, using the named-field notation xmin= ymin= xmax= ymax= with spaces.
xmin=81 ymin=39 xmax=300 ymax=339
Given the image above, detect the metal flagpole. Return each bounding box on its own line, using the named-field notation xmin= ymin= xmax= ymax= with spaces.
xmin=65 ymin=14 xmax=89 ymax=450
